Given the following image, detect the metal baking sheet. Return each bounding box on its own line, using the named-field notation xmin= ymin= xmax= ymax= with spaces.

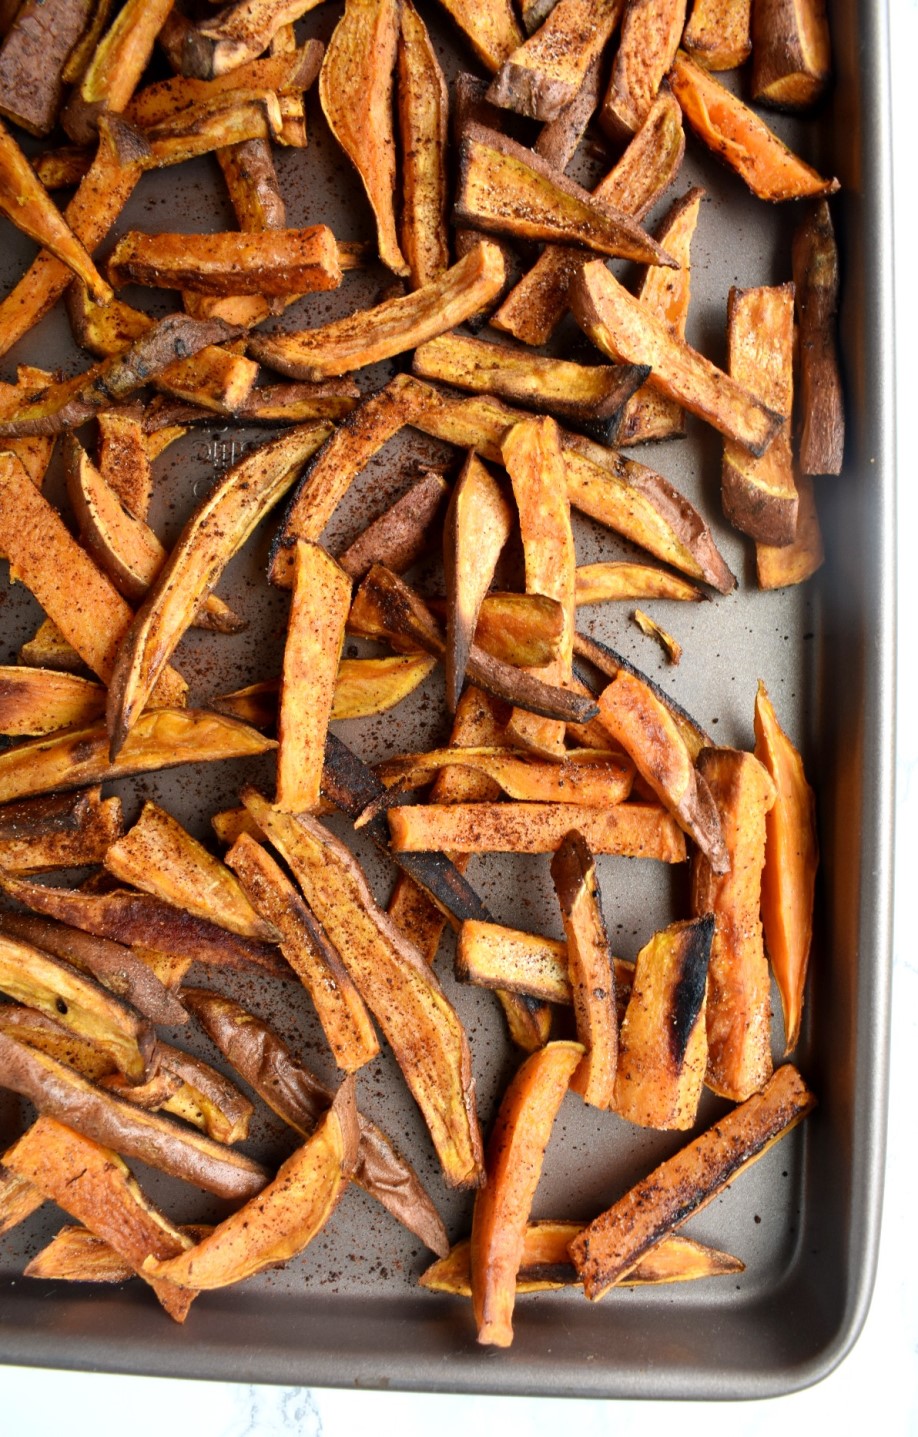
xmin=0 ymin=0 xmax=894 ymax=1400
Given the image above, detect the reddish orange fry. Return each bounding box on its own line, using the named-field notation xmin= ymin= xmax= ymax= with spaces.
xmin=601 ymin=0 xmax=687 ymax=137
xmin=471 ymin=1040 xmax=583 ymax=1345
xmin=753 ymin=682 xmax=818 ymax=1053
xmin=389 ymin=801 xmax=686 ymax=860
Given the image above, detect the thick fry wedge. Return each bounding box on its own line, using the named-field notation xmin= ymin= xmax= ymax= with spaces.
xmin=444 ymin=451 xmax=512 ymax=712
xmin=486 ymin=0 xmax=622 ymax=123
xmin=319 ymin=0 xmax=405 ymax=275
xmin=0 ymin=0 xmax=95 ymax=136
xmin=611 ymin=187 xmax=703 ymax=445
xmin=691 ymin=747 xmax=776 ymax=1100
xmin=533 ymin=51 xmax=604 ymax=170
xmin=389 ymin=801 xmax=686 ymax=859
xmin=226 ymin=834 xmax=379 ymax=1072
xmin=62 ymin=0 xmax=175 ymax=144
xmin=435 ymin=0 xmax=522 ymax=72
xmin=398 ymin=0 xmax=449 ymax=289
xmin=183 ymin=986 xmax=448 ymax=1255
xmin=110 ymin=227 xmax=340 ymax=298
xmin=753 ymin=682 xmax=818 ymax=1053
xmin=756 ymin=474 xmax=824 ymax=587
xmin=250 ymin=241 xmax=507 ymax=381
xmin=793 ymin=200 xmax=844 ymax=475
xmin=0 ymin=668 xmax=105 ymax=737
xmin=613 ymin=915 xmax=713 ymax=1129
xmin=143 ymin=1083 xmax=358 ymax=1292
xmin=241 ymin=792 xmax=485 ymax=1188
xmin=572 ymin=261 xmax=785 ymax=455
xmin=426 ymin=592 xmax=565 ymax=669
xmin=0 ymin=709 xmax=274 ymax=805
xmin=0 ymin=119 xmax=110 ymax=301
xmin=575 ymin=563 xmax=702 ymax=605
xmin=0 ymin=452 xmax=185 ymax=709
xmin=551 ymin=831 xmax=618 ymax=1107
xmin=491 ymin=88 xmax=685 ymax=346
xmin=471 ymin=1040 xmax=583 ymax=1345
xmin=598 ymin=670 xmax=726 ymax=868
xmin=669 ymin=49 xmax=838 ymax=200
xmin=602 ymin=0 xmax=685 ymax=136
xmin=338 ymin=472 xmax=448 ymax=581
xmin=0 ymin=1006 xmax=119 ymax=1083
xmin=0 ymin=789 xmax=121 ymax=873
xmin=722 ymin=284 xmax=797 ymax=543
xmin=103 ymin=801 xmax=274 ymax=942
xmin=455 ymin=126 xmax=676 ymax=267
xmin=571 ymin=1065 xmax=816 ymax=1297
xmin=278 ymin=542 xmax=351 ymax=812
xmin=682 ymin=0 xmax=751 ymax=68
xmin=5 ymin=1116 xmax=196 ymax=1322
xmin=0 ymin=1036 xmax=271 ymax=1200
xmin=413 ymin=333 xmax=649 ymax=430
xmin=96 ymin=410 xmax=151 ymax=519
xmin=751 ymin=0 xmax=830 ymax=109
xmin=107 ymin=424 xmax=329 ymax=757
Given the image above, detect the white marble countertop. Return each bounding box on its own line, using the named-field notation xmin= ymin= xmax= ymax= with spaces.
xmin=5 ymin=4 xmax=917 ymax=1431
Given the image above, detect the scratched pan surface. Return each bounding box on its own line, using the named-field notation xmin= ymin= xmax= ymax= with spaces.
xmin=0 ymin=0 xmax=894 ymax=1400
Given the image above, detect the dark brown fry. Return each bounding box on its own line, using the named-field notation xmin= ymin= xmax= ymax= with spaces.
xmin=793 ymin=200 xmax=844 ymax=475
xmin=338 ymin=472 xmax=448 ymax=581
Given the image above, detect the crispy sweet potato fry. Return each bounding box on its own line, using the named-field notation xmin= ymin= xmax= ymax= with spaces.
xmin=32 ymin=146 xmax=94 ymax=188
xmin=682 ymin=0 xmax=751 ymax=68
xmin=124 ymin=44 xmax=321 ymax=127
xmin=756 ymin=474 xmax=824 ymax=587
xmin=611 ymin=187 xmax=703 ymax=445
xmin=62 ymin=0 xmax=175 ymax=144
xmin=613 ymin=915 xmax=713 ymax=1129
xmin=0 ymin=667 xmax=105 ymax=737
xmin=457 ymin=921 xmax=571 ymax=1004
xmin=486 ymin=0 xmax=623 ymax=123
xmin=753 ymin=682 xmax=818 ymax=1053
xmin=601 ymin=0 xmax=686 ymax=136
xmin=0 ymin=1161 xmax=45 ymax=1236
xmin=338 ymin=472 xmax=448 ymax=581
xmin=0 ymin=0 xmax=95 ymax=136
xmin=0 ymin=790 xmax=121 ymax=872
xmin=390 ymin=801 xmax=686 ymax=859
xmin=96 ymin=410 xmax=151 ymax=518
xmin=0 ymin=1035 xmax=271 ymax=1199
xmin=793 ymin=200 xmax=844 ymax=475
xmin=551 ymin=831 xmax=618 ymax=1107
xmin=572 ymin=261 xmax=786 ymax=455
xmin=455 ymin=126 xmax=676 ymax=267
xmin=378 ymin=747 xmax=633 ymax=807
xmin=241 ymin=792 xmax=485 ymax=1188
xmin=669 ymin=49 xmax=838 ymax=200
xmin=491 ymin=88 xmax=685 ymax=346
xmin=0 ymin=709 xmax=274 ymax=805
xmin=183 ymin=986 xmax=448 ymax=1255
xmin=191 ymin=0 xmax=325 ymax=79
xmin=722 ymin=284 xmax=797 ymax=544
xmin=471 ymin=1040 xmax=583 ymax=1345
xmin=575 ymin=631 xmax=713 ymax=759
xmin=319 ymin=0 xmax=406 ymax=275
xmin=691 ymin=747 xmax=776 ymax=1100
xmin=426 ymin=593 xmax=565 ymax=669
xmin=0 ymin=1006 xmax=119 ymax=1083
xmin=444 ymin=451 xmax=512 ymax=712
xmin=103 ymin=801 xmax=274 ymax=942
xmin=5 ymin=1116 xmax=196 ymax=1321
xmin=101 ymin=1039 xmax=254 ymax=1145
xmin=435 ymin=0 xmax=522 ymax=72
xmin=226 ymin=834 xmax=380 ymax=1073
xmin=597 ymin=669 xmax=726 ymax=869
xmin=575 ymin=563 xmax=702 ymax=605
xmin=632 ymin=608 xmax=682 ymax=664
xmin=751 ymin=0 xmax=830 ymax=109
xmin=398 ymin=0 xmax=449 ymax=289
xmin=212 ymin=655 xmax=438 ymax=728
xmin=109 ymin=226 xmax=341 ymax=297
xmin=571 ymin=1065 xmax=815 ymax=1297
xmin=533 ymin=51 xmax=604 ymax=170
xmin=62 ymin=0 xmax=116 ymax=85
xmin=277 ymin=542 xmax=351 ymax=812
xmin=107 ymin=424 xmax=329 ymax=757
xmin=250 ymin=241 xmax=507 ymax=381
xmin=26 ymin=1222 xmax=214 ymax=1284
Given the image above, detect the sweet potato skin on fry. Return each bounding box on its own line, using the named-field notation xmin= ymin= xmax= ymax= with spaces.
xmin=793 ymin=200 xmax=844 ymax=475
xmin=601 ymin=0 xmax=687 ymax=137
xmin=751 ymin=0 xmax=831 ymax=110
xmin=551 ymin=831 xmax=618 ymax=1107
xmin=487 ymin=0 xmax=623 ymax=123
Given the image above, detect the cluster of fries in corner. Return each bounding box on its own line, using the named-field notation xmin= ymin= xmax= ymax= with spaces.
xmin=0 ymin=0 xmax=838 ymax=1347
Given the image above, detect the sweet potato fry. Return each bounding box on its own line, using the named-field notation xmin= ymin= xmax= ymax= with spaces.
xmin=574 ymin=631 xmax=713 ymax=759
xmin=756 ymin=474 xmax=824 ymax=587
xmin=751 ymin=0 xmax=830 ymax=109
xmin=0 ymin=1161 xmax=45 ymax=1236
xmin=61 ymin=0 xmax=116 ymax=86
xmin=722 ymin=283 xmax=797 ymax=544
xmin=611 ymin=187 xmax=703 ymax=445
xmin=277 ymin=542 xmax=351 ymax=812
xmin=96 ymin=409 xmax=151 ymax=518
xmin=632 ymin=608 xmax=682 ymax=664
xmin=597 ymin=669 xmax=726 ymax=869
xmin=319 ymin=0 xmax=406 ymax=275
xmin=5 ymin=1116 xmax=196 ymax=1321
xmin=106 ymin=424 xmax=329 ymax=757
xmin=338 ymin=472 xmax=448 ymax=581
xmin=241 ymin=792 xmax=485 ymax=1188
xmin=572 ymin=261 xmax=786 ymax=455
xmin=435 ymin=0 xmax=522 ymax=72
xmin=398 ymin=0 xmax=449 ymax=288
xmin=0 ymin=667 xmax=105 ymax=737
xmin=669 ymin=49 xmax=838 ymax=200
xmin=575 ymin=563 xmax=702 ymax=605
xmin=226 ymin=834 xmax=380 ymax=1072
xmin=0 ymin=789 xmax=121 ymax=873
xmin=471 ymin=1040 xmax=583 ymax=1345
xmin=191 ymin=0 xmax=326 ymax=78
xmin=491 ymin=88 xmax=685 ymax=346
xmin=533 ymin=52 xmax=604 ymax=170
xmin=428 ymin=592 xmax=565 ymax=669
xmin=183 ymin=986 xmax=448 ymax=1255
xmin=571 ymin=1065 xmax=815 ymax=1297
xmin=103 ymin=801 xmax=275 ymax=942
xmin=753 ymin=682 xmax=818 ymax=1053
xmin=601 ymin=0 xmax=686 ymax=136
xmin=378 ymin=748 xmax=633 ymax=807
xmin=0 ymin=709 xmax=274 ymax=805
xmin=691 ymin=747 xmax=776 ymax=1100
xmin=0 ymin=1005 xmax=119 ymax=1083
xmin=26 ymin=1223 xmax=214 ymax=1284
xmin=457 ymin=921 xmax=575 ymax=1005
xmin=0 ymin=0 xmax=95 ymax=136
xmin=250 ymin=241 xmax=507 ymax=381
xmin=124 ymin=44 xmax=321 ymax=128
xmin=486 ymin=0 xmax=623 ymax=123
xmin=62 ymin=0 xmax=175 ymax=144
xmin=0 ymin=1035 xmax=271 ymax=1199
xmin=389 ymin=801 xmax=686 ymax=859
xmin=551 ymin=831 xmax=618 ymax=1107
xmin=455 ymin=125 xmax=676 ymax=267
xmin=109 ymin=226 xmax=341 ymax=297
xmin=101 ymin=1040 xmax=254 ymax=1145
xmin=444 ymin=451 xmax=512 ymax=712
xmin=682 ymin=0 xmax=751 ymax=68
xmin=213 ymin=656 xmax=438 ymax=728
xmin=793 ymin=200 xmax=844 ymax=474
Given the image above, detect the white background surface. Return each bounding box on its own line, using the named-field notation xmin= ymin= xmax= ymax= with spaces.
xmin=4 ymin=3 xmax=918 ymax=1431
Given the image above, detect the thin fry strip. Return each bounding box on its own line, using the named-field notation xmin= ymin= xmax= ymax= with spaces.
xmin=444 ymin=451 xmax=513 ymax=712
xmin=398 ymin=0 xmax=449 ymax=288
xmin=575 ymin=563 xmax=702 ymax=605
xmin=62 ymin=0 xmax=175 ymax=144
xmin=389 ymin=801 xmax=686 ymax=859
xmin=435 ymin=0 xmax=522 ymax=73
xmin=551 ymin=831 xmax=618 ymax=1106
xmin=0 ymin=668 xmax=106 ymax=737
xmin=378 ymin=748 xmax=633 ymax=807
